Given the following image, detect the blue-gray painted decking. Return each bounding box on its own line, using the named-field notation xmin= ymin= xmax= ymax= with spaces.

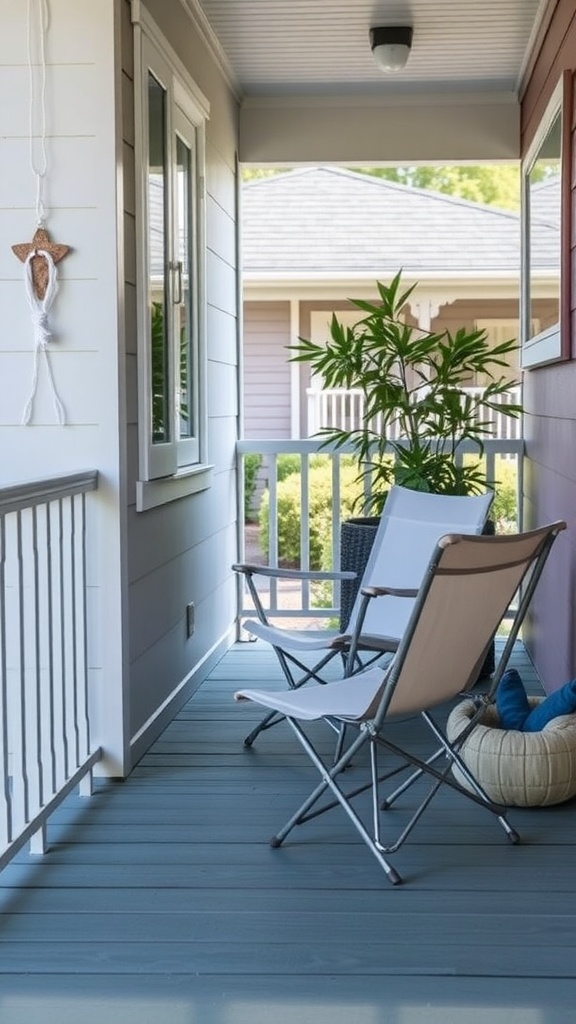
xmin=0 ymin=640 xmax=575 ymax=1023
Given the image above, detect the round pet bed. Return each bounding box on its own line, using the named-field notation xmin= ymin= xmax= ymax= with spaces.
xmin=446 ymin=697 xmax=576 ymax=807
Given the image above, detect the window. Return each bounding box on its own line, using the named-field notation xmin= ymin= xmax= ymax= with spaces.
xmin=134 ymin=18 xmax=211 ymax=509
xmin=521 ymin=73 xmax=571 ymax=369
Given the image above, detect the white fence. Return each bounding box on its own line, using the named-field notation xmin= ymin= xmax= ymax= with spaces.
xmin=307 ymin=387 xmax=522 ymax=441
xmin=237 ymin=438 xmax=524 ymax=625
xmin=0 ymin=471 xmax=101 ymax=869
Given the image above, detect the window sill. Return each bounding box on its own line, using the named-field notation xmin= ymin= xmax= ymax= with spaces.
xmin=522 ymin=324 xmax=562 ymax=369
xmin=136 ymin=464 xmax=213 ymax=511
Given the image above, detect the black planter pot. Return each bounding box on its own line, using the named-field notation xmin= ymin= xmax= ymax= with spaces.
xmin=339 ymin=514 xmax=495 ymax=679
xmin=339 ymin=517 xmax=380 ymax=633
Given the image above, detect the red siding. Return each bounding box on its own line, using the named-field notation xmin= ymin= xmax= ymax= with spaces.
xmin=521 ymin=0 xmax=576 ymax=689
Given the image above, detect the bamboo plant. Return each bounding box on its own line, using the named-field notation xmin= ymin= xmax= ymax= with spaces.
xmin=289 ymin=271 xmax=521 ymax=513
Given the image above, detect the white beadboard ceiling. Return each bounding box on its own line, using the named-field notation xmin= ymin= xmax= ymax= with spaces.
xmin=190 ymin=0 xmax=551 ymax=99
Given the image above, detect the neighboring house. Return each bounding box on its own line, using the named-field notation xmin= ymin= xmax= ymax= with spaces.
xmin=242 ymin=166 xmax=557 ymax=440
xmin=0 ymin=0 xmax=575 ymax=785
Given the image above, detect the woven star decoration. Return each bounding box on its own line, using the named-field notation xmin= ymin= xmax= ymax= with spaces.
xmin=12 ymin=227 xmax=71 ymax=300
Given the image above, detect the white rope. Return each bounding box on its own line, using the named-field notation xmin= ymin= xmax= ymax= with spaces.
xmin=27 ymin=0 xmax=49 ymax=227
xmin=21 ymin=250 xmax=66 ymax=426
xmin=21 ymin=0 xmax=66 ymax=426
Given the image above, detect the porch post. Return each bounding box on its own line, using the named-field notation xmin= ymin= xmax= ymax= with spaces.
xmin=290 ymin=299 xmax=301 ymax=438
xmin=408 ymin=296 xmax=443 ymax=332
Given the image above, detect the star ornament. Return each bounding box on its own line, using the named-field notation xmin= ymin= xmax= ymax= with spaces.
xmin=12 ymin=227 xmax=71 ymax=300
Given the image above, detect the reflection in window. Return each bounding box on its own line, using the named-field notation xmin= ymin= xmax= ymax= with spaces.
xmin=176 ymin=135 xmax=195 ymax=441
xmin=521 ymin=74 xmax=568 ymax=368
xmin=148 ymin=72 xmax=170 ymax=444
xmin=526 ymin=110 xmax=561 ymax=340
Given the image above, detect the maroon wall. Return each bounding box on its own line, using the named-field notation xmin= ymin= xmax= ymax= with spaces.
xmin=521 ymin=0 xmax=576 ymax=690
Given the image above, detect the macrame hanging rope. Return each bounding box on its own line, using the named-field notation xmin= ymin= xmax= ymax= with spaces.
xmin=20 ymin=249 xmax=66 ymax=426
xmin=27 ymin=0 xmax=48 ymax=229
xmin=12 ymin=0 xmax=71 ymax=426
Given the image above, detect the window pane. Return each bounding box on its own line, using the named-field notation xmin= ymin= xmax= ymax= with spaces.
xmin=526 ymin=110 xmax=561 ymax=340
xmin=175 ymin=134 xmax=195 ymax=440
xmin=148 ymin=72 xmax=171 ymax=444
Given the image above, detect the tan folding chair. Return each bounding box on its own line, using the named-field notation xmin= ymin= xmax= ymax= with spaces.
xmin=234 ymin=522 xmax=566 ymax=886
xmin=234 ymin=484 xmax=493 ymax=747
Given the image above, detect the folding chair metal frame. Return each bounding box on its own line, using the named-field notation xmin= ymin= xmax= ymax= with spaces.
xmin=234 ymin=485 xmax=494 ymax=747
xmin=235 ymin=522 xmax=566 ymax=886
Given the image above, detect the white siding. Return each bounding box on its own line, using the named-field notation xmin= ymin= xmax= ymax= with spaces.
xmin=0 ymin=0 xmax=241 ymax=773
xmin=0 ymin=0 xmax=128 ymax=773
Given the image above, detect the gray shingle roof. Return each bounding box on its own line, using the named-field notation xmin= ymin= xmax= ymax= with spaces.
xmin=242 ymin=166 xmax=557 ymax=276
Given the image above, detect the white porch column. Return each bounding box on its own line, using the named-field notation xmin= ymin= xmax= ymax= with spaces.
xmin=408 ymin=296 xmax=442 ymax=332
xmin=289 ymin=299 xmax=301 ymax=438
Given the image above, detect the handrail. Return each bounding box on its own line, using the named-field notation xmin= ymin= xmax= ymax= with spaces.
xmin=0 ymin=471 xmax=98 ymax=516
xmin=0 ymin=470 xmax=101 ymax=870
xmin=236 ymin=438 xmax=524 ymax=626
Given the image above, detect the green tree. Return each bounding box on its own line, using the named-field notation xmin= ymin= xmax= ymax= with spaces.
xmin=353 ymin=165 xmax=521 ymax=211
xmin=241 ymin=168 xmax=288 ymax=182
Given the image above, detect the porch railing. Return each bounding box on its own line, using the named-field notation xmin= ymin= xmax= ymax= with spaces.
xmin=0 ymin=471 xmax=101 ymax=869
xmin=307 ymin=386 xmax=522 ymax=441
xmin=236 ymin=438 xmax=524 ymax=625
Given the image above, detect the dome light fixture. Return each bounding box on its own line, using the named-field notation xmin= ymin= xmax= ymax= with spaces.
xmin=369 ymin=26 xmax=413 ymax=73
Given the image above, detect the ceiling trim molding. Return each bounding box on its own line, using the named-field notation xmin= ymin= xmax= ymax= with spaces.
xmin=178 ymin=0 xmax=243 ymax=100
xmin=518 ymin=0 xmax=560 ymax=98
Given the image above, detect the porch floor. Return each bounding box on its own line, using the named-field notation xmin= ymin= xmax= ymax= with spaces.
xmin=1 ymin=640 xmax=576 ymax=1023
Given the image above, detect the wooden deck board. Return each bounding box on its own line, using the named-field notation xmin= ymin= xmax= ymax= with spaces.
xmin=0 ymin=640 xmax=575 ymax=1022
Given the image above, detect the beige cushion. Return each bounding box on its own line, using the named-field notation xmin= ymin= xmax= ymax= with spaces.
xmin=446 ymin=697 xmax=576 ymax=806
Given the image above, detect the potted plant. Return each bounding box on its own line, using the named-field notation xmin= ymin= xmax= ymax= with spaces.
xmin=289 ymin=271 xmax=522 ymax=663
xmin=290 ymin=271 xmax=521 ymax=512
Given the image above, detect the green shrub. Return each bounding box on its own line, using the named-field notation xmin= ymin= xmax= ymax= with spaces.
xmin=259 ymin=460 xmax=362 ymax=569
xmin=461 ymin=455 xmax=518 ymax=532
xmin=276 ymin=454 xmax=302 ymax=482
xmin=491 ymin=459 xmax=518 ymax=532
xmin=243 ymin=453 xmax=262 ymax=522
xmin=275 ymin=452 xmax=336 ymax=482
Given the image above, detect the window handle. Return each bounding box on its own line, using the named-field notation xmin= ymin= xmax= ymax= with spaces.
xmin=171 ymin=261 xmax=183 ymax=305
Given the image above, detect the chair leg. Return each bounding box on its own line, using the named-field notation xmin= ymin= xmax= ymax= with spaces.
xmin=269 ymin=718 xmax=403 ymax=886
xmin=244 ymin=710 xmax=284 ymax=747
xmin=374 ymin=724 xmax=521 ymax=846
xmin=243 ymin=648 xmax=342 ymax=747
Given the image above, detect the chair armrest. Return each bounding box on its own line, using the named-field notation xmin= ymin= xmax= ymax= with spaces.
xmin=233 ymin=562 xmax=356 ymax=582
xmin=345 ymin=586 xmax=418 ymax=666
xmin=361 ymin=585 xmax=419 ymax=599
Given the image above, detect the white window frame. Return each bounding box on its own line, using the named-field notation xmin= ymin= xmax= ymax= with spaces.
xmin=133 ymin=7 xmax=212 ymax=510
xmin=521 ymin=74 xmax=570 ymax=370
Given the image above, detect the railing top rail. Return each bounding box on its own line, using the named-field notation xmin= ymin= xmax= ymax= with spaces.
xmin=0 ymin=470 xmax=98 ymax=516
xmin=237 ymin=438 xmax=525 ymax=456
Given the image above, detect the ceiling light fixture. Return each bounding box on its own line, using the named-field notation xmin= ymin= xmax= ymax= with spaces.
xmin=369 ymin=26 xmax=413 ymax=73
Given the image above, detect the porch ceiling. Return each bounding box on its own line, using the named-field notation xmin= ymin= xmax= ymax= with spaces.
xmin=191 ymin=0 xmax=550 ymax=100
